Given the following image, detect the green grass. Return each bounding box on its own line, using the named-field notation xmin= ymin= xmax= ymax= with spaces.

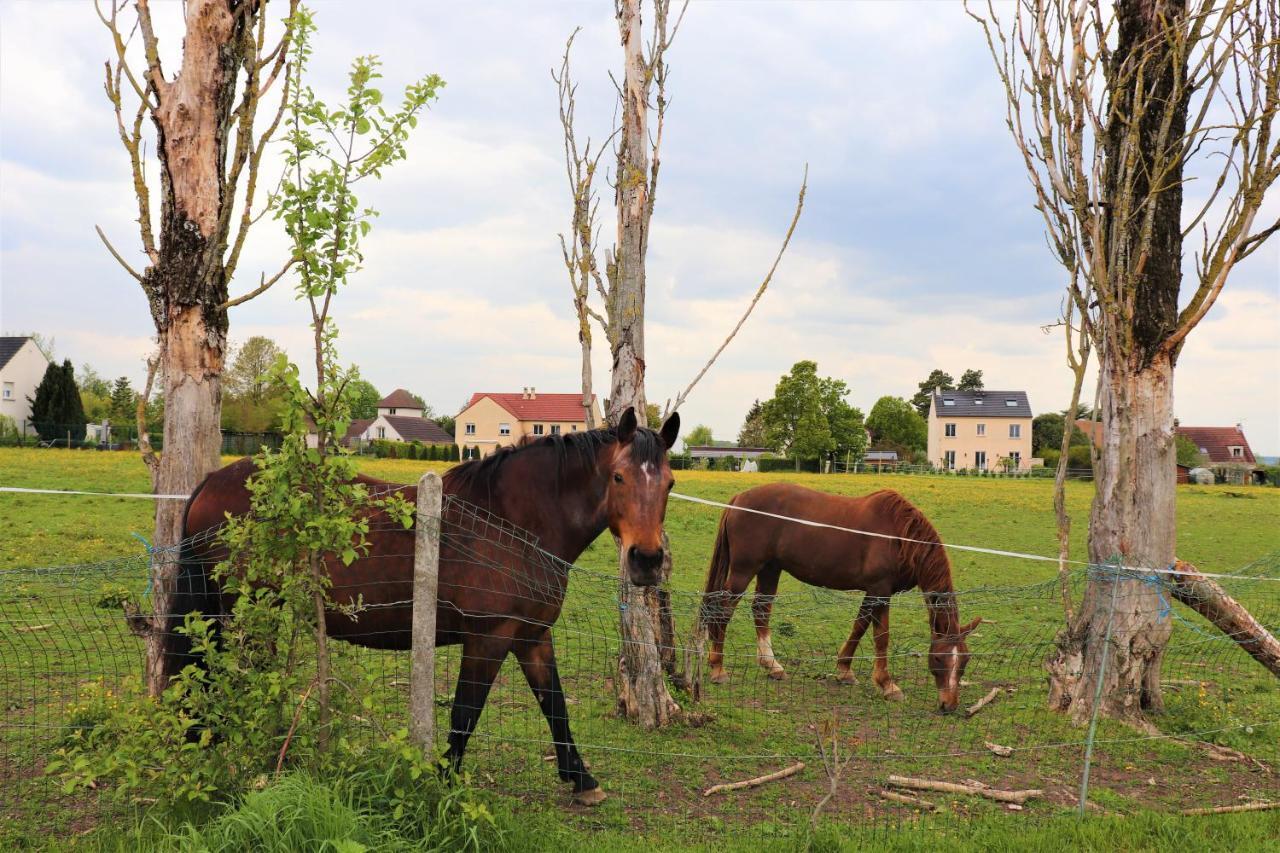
xmin=2 ymin=448 xmax=1279 ymax=849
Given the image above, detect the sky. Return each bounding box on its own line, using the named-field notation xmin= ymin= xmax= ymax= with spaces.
xmin=1 ymin=1 xmax=1277 ymax=454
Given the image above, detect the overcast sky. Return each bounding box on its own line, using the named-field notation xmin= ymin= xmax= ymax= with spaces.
xmin=1 ymin=1 xmax=1277 ymax=453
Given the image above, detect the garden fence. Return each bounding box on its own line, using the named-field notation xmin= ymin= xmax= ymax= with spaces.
xmin=2 ymin=483 xmax=1278 ymax=842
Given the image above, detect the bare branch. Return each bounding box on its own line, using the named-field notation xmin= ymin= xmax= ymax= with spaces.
xmin=669 ymin=167 xmax=807 ymax=414
xmin=95 ymin=225 xmax=144 ymax=282
xmin=221 ymin=256 xmax=297 ymax=310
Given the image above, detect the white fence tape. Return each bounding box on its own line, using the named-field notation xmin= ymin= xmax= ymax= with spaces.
xmin=0 ymin=486 xmax=191 ymax=500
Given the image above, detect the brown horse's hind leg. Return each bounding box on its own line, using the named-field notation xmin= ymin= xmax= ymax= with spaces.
xmin=752 ymin=565 xmax=785 ymax=680
xmin=513 ymin=629 xmax=604 ymax=805
xmin=870 ymin=600 xmax=903 ymax=700
xmin=706 ymin=570 xmax=752 ymax=684
xmin=835 ymin=597 xmax=875 ymax=684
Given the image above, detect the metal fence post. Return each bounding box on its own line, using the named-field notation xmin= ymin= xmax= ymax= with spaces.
xmin=410 ymin=471 xmax=442 ymax=749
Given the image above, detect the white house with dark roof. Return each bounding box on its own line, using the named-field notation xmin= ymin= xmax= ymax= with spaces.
xmin=341 ymin=389 xmax=453 ymax=447
xmin=927 ymin=389 xmax=1034 ymax=471
xmin=0 ymin=336 xmax=50 ymax=427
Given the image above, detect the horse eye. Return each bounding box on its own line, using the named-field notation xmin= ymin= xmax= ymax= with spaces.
xmin=613 ymin=473 xmax=624 ymax=484
xmin=667 ymin=480 xmax=675 ymax=491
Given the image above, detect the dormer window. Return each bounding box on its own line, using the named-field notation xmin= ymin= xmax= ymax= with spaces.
xmin=388 ymin=407 xmax=396 ymax=415
xmin=1231 ymin=446 xmax=1243 ymax=458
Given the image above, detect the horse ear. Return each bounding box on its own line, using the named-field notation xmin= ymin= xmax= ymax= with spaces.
xmin=659 ymin=411 xmax=680 ymax=450
xmin=960 ymin=617 xmax=982 ymax=637
xmin=616 ymin=407 xmax=638 ymax=445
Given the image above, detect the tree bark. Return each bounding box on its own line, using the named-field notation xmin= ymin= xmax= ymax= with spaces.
xmin=1047 ymin=354 xmax=1176 ymax=726
xmin=139 ymin=0 xmax=246 ymax=696
xmin=611 ymin=0 xmax=679 ymax=727
xmin=1044 ymin=0 xmax=1190 ymax=728
xmin=1170 ymin=560 xmax=1280 ymax=680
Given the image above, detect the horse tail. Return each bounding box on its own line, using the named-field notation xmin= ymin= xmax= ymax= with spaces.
xmin=159 ymin=472 xmax=221 ymax=685
xmin=698 ymin=505 xmax=735 ymax=633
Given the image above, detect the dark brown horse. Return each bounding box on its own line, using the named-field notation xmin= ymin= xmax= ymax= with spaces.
xmin=163 ymin=407 xmax=679 ymax=804
xmin=699 ymin=483 xmax=980 ymax=712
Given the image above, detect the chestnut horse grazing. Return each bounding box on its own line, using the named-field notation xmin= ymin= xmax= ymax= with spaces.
xmin=699 ymin=483 xmax=980 ymax=712
xmin=162 ymin=408 xmax=679 ymax=804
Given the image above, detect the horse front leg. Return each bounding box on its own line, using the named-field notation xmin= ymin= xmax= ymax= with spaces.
xmin=835 ymin=597 xmax=876 ymax=684
xmin=442 ymin=632 xmax=508 ymax=775
xmin=513 ymin=629 xmax=604 ymax=805
xmin=870 ymin=600 xmax=903 ymax=700
xmin=752 ymin=565 xmax=785 ymax=680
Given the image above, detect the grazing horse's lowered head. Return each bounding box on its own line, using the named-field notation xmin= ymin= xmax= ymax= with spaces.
xmin=926 ymin=612 xmax=981 ymax=713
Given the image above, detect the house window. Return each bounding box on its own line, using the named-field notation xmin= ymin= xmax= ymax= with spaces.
xmin=944 ymin=450 xmax=956 ymax=470
xmin=1010 ymin=451 xmax=1021 ymax=467
xmin=551 ymin=425 xmax=561 ymax=435
xmin=975 ymin=451 xmax=987 ymax=470
xmin=1 ymin=382 xmax=11 ymax=400
xmin=571 ymin=425 xmax=578 ymax=432
xmin=1230 ymin=446 xmax=1243 ymax=458
xmin=942 ymin=399 xmax=955 ymax=407
xmin=388 ymin=407 xmax=396 ymax=415
xmin=973 ymin=399 xmax=983 ymax=406
xmin=465 ymin=423 xmax=476 ymax=436
xmin=1005 ymin=399 xmax=1018 ymax=407
xmin=377 ymin=426 xmax=386 ymax=439
xmin=976 ymin=423 xmax=986 ymax=436
xmin=499 ymin=423 xmax=511 ymax=436
xmin=1009 ymin=424 xmax=1021 ymax=438
xmin=945 ymin=423 xmax=956 ymax=437
xmin=533 ymin=424 xmax=544 ymax=436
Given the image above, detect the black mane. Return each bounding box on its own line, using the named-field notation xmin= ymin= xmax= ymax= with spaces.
xmin=444 ymin=425 xmax=668 ymax=503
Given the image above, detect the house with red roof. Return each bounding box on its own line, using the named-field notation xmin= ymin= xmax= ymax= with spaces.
xmin=1176 ymin=424 xmax=1257 ymax=467
xmin=456 ymin=387 xmax=602 ymax=457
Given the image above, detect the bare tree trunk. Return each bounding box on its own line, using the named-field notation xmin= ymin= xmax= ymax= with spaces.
xmin=138 ymin=0 xmax=247 ymax=696
xmin=611 ymin=0 xmax=678 ymax=727
xmin=1047 ymin=354 xmax=1177 ymax=726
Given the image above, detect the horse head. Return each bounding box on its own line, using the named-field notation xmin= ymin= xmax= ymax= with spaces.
xmin=604 ymin=407 xmax=680 ymax=586
xmin=928 ymin=616 xmax=981 ymax=713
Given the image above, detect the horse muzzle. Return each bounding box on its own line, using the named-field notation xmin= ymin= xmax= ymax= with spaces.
xmin=626 ymin=545 xmax=665 ymax=586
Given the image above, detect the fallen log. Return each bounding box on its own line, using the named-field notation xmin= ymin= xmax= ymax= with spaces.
xmin=877 ymin=790 xmax=939 ymax=811
xmin=886 ymin=775 xmax=1042 ymax=805
xmin=702 ymin=762 xmax=805 ymax=796
xmin=1182 ymin=801 xmax=1279 ymax=816
xmin=1169 ymin=560 xmax=1280 ymax=680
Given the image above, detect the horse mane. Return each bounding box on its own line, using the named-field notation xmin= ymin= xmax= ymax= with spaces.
xmin=443 ymin=424 xmax=667 ymax=504
xmin=871 ymin=490 xmax=960 ymax=635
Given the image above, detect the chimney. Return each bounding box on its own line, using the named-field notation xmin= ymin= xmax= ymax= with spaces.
xmin=521 ymin=387 xmax=529 ymax=400
xmin=529 ymin=386 xmax=537 ymax=399
xmin=1236 ymin=423 xmax=1243 ymax=433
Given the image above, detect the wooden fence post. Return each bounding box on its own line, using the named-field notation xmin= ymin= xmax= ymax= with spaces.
xmin=410 ymin=471 xmax=443 ymax=749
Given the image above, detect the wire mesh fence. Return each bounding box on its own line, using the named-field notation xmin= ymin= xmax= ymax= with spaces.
xmin=2 ymin=498 xmax=1278 ymax=842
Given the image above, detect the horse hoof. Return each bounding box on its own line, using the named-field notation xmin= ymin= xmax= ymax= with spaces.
xmin=768 ymin=668 xmax=787 ymax=681
xmin=709 ymin=670 xmax=730 ymax=684
xmin=835 ymin=670 xmax=857 ymax=685
xmin=573 ymin=786 xmax=607 ymax=806
xmin=882 ymin=685 xmax=904 ymax=701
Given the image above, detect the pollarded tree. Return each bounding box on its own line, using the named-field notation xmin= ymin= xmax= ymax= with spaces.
xmin=972 ymin=0 xmax=1280 ymax=726
xmin=96 ymin=0 xmax=300 ymax=695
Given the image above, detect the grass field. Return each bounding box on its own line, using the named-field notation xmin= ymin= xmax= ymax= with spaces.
xmin=2 ymin=447 xmax=1279 ymax=850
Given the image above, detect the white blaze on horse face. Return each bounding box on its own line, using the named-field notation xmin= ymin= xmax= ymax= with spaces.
xmin=641 ymin=461 xmax=655 ymax=486
xmin=947 ymin=647 xmax=960 ymax=693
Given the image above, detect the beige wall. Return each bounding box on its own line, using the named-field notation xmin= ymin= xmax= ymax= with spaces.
xmin=0 ymin=340 xmax=49 ymax=426
xmin=927 ymin=398 xmax=1033 ymax=470
xmin=456 ymin=396 xmax=602 ymax=457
